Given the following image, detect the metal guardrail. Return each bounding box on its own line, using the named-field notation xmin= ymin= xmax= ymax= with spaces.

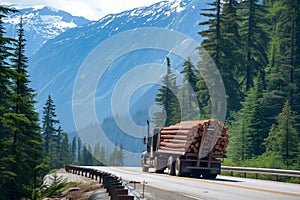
xmin=65 ymin=165 xmax=145 ymax=200
xmin=222 ymin=166 xmax=300 ymax=183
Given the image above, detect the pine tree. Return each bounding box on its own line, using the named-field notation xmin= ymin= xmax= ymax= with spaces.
xmin=220 ymin=0 xmax=243 ymax=111
xmin=77 ymin=137 xmax=82 ymax=164
xmin=4 ymin=16 xmax=44 ymax=199
xmin=154 ymin=57 xmax=180 ymax=126
xmin=42 ymin=95 xmax=59 ymax=157
xmin=82 ymin=144 xmax=93 ymax=165
xmin=264 ymin=101 xmax=299 ymax=167
xmin=0 ymin=6 xmax=17 ymax=196
xmin=117 ymin=144 xmax=125 ymax=166
xmin=100 ymin=146 xmax=107 ymax=165
xmin=180 ymin=57 xmax=200 ymax=120
xmin=229 ymin=74 xmax=268 ymax=162
xmin=71 ymin=136 xmax=77 ymax=164
xmin=199 ymin=0 xmax=242 ymax=115
xmin=60 ymin=132 xmax=71 ymax=166
xmin=238 ymin=0 xmax=269 ymax=91
xmin=93 ymin=142 xmax=101 ymax=165
xmin=109 ymin=145 xmax=119 ymax=166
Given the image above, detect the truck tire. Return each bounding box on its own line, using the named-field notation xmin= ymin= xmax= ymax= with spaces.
xmin=142 ymin=166 xmax=149 ymax=172
xmin=167 ymin=156 xmax=175 ymax=175
xmin=154 ymin=157 xmax=165 ymax=173
xmin=175 ymin=158 xmax=182 ymax=176
xmin=141 ymin=153 xmax=149 ymax=172
xmin=202 ymin=171 xmax=217 ymax=179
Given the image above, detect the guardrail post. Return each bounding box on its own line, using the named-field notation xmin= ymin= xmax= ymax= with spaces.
xmin=255 ymin=173 xmax=258 ymax=179
xmin=97 ymin=171 xmax=103 ymax=183
xmin=111 ymin=189 xmax=128 ymax=200
xmin=117 ymin=196 xmax=134 ymax=200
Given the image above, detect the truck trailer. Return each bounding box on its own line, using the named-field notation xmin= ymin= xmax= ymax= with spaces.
xmin=141 ymin=119 xmax=229 ymax=178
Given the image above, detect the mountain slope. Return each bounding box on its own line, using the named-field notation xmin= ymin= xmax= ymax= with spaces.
xmin=28 ymin=0 xmax=208 ymax=129
xmin=4 ymin=5 xmax=91 ymax=56
xmin=20 ymin=0 xmax=210 ymax=165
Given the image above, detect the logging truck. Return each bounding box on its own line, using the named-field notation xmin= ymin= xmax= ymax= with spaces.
xmin=141 ymin=120 xmax=229 ymax=178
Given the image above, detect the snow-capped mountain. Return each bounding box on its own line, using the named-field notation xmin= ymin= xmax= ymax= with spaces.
xmin=4 ymin=5 xmax=91 ymax=56
xmin=30 ymin=0 xmax=208 ymax=125
xmin=6 ymin=0 xmax=210 ymax=163
xmin=27 ymin=0 xmax=208 ymax=128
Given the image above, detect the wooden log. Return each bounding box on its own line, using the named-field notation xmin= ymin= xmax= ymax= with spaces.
xmin=160 ymin=129 xmax=194 ymax=135
xmin=160 ymin=142 xmax=189 ymax=148
xmin=162 ymin=139 xmax=192 ymax=143
xmin=162 ymin=126 xmax=196 ymax=131
xmin=159 ymin=146 xmax=186 ymax=152
xmin=160 ymin=135 xmax=189 ymax=140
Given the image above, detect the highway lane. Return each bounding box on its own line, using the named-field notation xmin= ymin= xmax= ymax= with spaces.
xmin=87 ymin=166 xmax=300 ymax=200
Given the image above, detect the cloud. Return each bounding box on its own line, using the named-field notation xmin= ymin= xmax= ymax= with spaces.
xmin=2 ymin=0 xmax=164 ymax=20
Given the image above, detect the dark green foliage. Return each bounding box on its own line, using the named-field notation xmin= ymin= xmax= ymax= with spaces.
xmin=180 ymin=58 xmax=200 ymax=120
xmin=228 ymin=75 xmax=268 ymax=162
xmin=154 ymin=57 xmax=181 ymax=126
xmin=77 ymin=137 xmax=82 ymax=164
xmin=108 ymin=144 xmax=125 ymax=166
xmin=71 ymin=136 xmax=77 ymax=163
xmin=264 ymin=101 xmax=299 ymax=167
xmin=238 ymin=0 xmax=269 ymax=91
xmin=42 ymin=95 xmax=59 ymax=157
xmin=199 ymin=0 xmax=242 ymax=114
xmin=40 ymin=173 xmax=68 ymax=198
xmin=0 ymin=13 xmax=45 ymax=199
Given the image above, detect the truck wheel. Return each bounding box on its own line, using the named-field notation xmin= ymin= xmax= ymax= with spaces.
xmin=202 ymin=171 xmax=217 ymax=179
xmin=167 ymin=156 xmax=175 ymax=175
xmin=175 ymin=158 xmax=182 ymax=176
xmin=154 ymin=157 xmax=165 ymax=173
xmin=142 ymin=166 xmax=149 ymax=172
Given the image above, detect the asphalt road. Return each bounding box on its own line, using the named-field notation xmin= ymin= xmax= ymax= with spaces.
xmin=85 ymin=166 xmax=300 ymax=200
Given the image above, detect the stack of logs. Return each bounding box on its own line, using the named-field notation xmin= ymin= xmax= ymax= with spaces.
xmin=158 ymin=120 xmax=229 ymax=157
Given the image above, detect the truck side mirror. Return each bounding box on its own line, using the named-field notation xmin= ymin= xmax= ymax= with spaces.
xmin=143 ymin=136 xmax=146 ymax=145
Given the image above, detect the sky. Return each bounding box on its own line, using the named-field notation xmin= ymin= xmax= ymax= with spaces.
xmin=2 ymin=0 xmax=165 ymax=20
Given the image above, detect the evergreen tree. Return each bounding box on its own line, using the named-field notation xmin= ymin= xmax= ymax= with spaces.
xmin=42 ymin=95 xmax=59 ymax=158
xmin=154 ymin=57 xmax=180 ymax=126
xmin=180 ymin=57 xmax=200 ymax=120
xmin=264 ymin=0 xmax=300 ymax=133
xmin=82 ymin=144 xmax=93 ymax=165
xmin=264 ymin=101 xmax=299 ymax=167
xmin=198 ymin=0 xmax=222 ymax=118
xmin=199 ymin=0 xmax=242 ymax=116
xmin=3 ymin=16 xmax=44 ymax=199
xmin=229 ymin=74 xmax=268 ymax=162
xmin=60 ymin=132 xmax=71 ymax=166
xmin=100 ymin=146 xmax=107 ymax=165
xmin=117 ymin=144 xmax=125 ymax=166
xmin=238 ymin=0 xmax=269 ymax=91
xmin=0 ymin=6 xmax=16 ymax=196
xmin=109 ymin=145 xmax=119 ymax=166
xmin=71 ymin=136 xmax=77 ymax=164
xmin=93 ymin=142 xmax=101 ymax=165
xmin=77 ymin=137 xmax=82 ymax=164
xmin=220 ymin=0 xmax=243 ymax=111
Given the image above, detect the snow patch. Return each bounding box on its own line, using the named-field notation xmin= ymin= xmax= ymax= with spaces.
xmin=170 ymin=0 xmax=186 ymax=13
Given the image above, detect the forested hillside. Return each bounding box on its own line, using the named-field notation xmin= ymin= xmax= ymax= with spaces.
xmin=0 ymin=7 xmax=123 ymax=200
xmin=154 ymin=0 xmax=300 ymax=171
